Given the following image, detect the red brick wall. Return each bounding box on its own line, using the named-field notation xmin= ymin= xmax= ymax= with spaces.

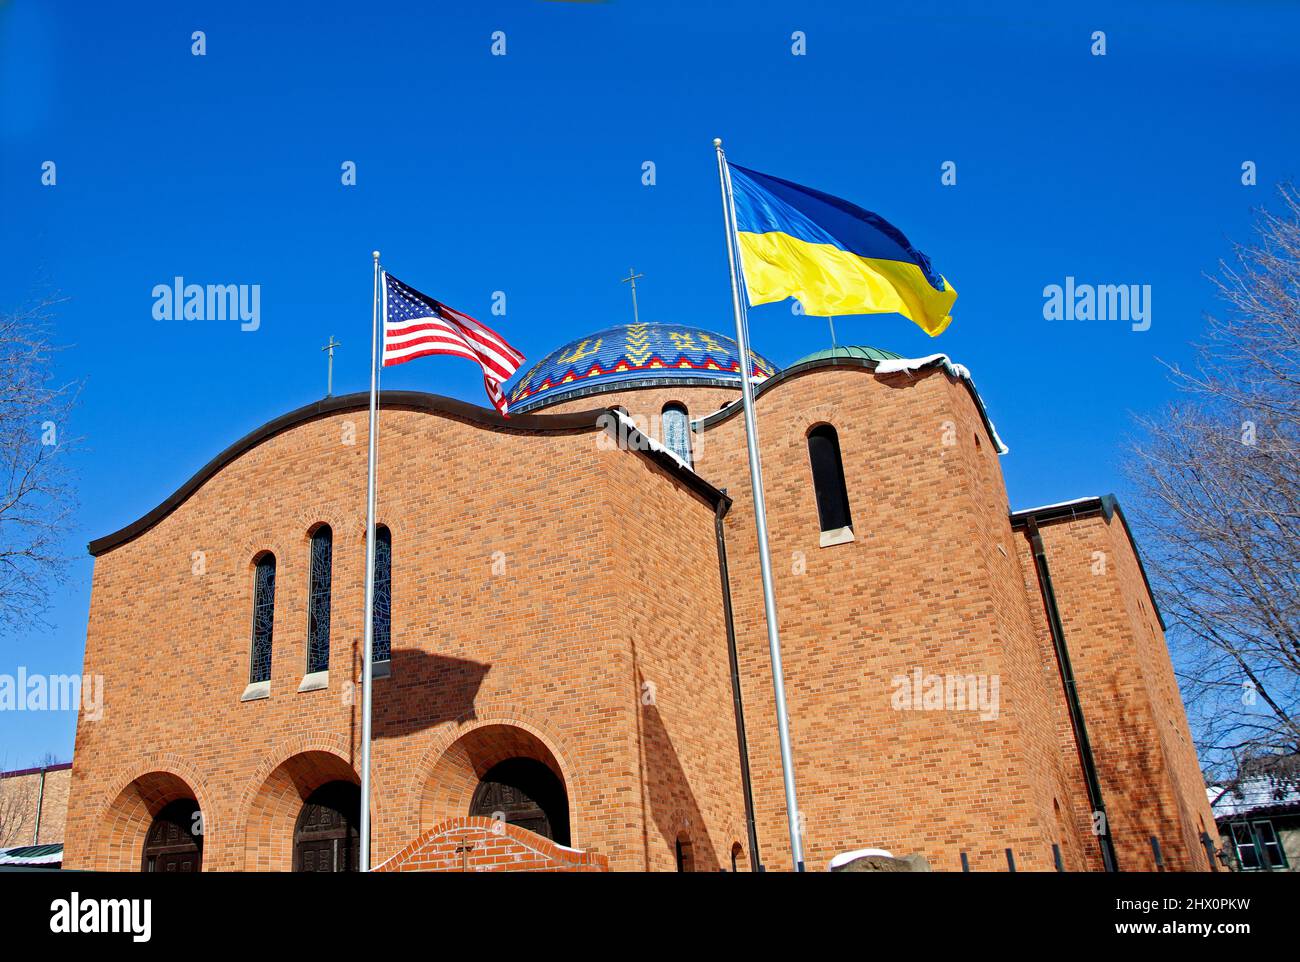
xmin=65 ymin=366 xmax=1215 ymax=873
xmin=377 ymin=816 xmax=607 ymax=871
xmin=544 ymin=385 xmax=738 ymax=466
xmin=1016 ymin=512 xmax=1218 ymax=871
xmin=696 ymin=365 xmax=1088 ymax=872
xmin=64 ymin=403 xmax=735 ymax=871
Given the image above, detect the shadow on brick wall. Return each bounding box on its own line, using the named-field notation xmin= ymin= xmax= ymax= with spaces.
xmin=636 ymin=655 xmax=720 ymax=870
xmin=349 ymin=642 xmax=493 ymax=741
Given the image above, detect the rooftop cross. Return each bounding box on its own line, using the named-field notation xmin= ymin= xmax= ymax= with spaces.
xmin=321 ymin=335 xmax=341 ymax=397
xmin=620 ymin=267 xmax=644 ymax=325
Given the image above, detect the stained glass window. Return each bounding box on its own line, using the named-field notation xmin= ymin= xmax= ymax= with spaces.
xmin=250 ymin=554 xmax=276 ymax=684
xmin=373 ymin=525 xmax=391 ymax=664
xmin=662 ymin=403 xmax=692 ymax=467
xmin=307 ymin=526 xmax=333 ymax=674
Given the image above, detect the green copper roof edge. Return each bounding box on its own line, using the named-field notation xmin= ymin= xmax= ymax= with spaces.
xmin=791 ymin=344 xmax=905 ymax=365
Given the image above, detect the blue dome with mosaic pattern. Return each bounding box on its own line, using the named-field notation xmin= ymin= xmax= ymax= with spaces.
xmin=506 ymin=322 xmax=779 ymax=413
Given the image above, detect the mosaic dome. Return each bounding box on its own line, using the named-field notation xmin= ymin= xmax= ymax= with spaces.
xmin=506 ymin=322 xmax=779 ymax=413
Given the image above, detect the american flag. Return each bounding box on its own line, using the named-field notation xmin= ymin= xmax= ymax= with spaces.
xmin=382 ymin=272 xmax=525 ymax=415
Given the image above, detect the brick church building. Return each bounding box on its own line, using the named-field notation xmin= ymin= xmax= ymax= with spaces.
xmin=63 ymin=322 xmax=1217 ymax=871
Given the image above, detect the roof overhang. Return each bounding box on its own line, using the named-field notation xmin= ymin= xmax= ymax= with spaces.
xmin=1009 ymin=494 xmax=1167 ymax=631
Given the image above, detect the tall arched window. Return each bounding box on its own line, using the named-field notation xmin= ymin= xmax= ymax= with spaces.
xmin=249 ymin=554 xmax=276 ymax=684
xmin=807 ymin=424 xmax=853 ymax=542
xmin=661 ymin=403 xmax=692 ymax=467
xmin=307 ymin=525 xmax=333 ymax=674
xmin=373 ymin=525 xmax=391 ymax=664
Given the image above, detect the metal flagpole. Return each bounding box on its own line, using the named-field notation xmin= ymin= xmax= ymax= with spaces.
xmin=713 ymin=138 xmax=805 ymax=872
xmin=360 ymin=250 xmax=381 ymax=871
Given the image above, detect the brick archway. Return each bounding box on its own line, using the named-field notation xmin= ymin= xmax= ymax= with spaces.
xmin=94 ymin=754 xmax=211 ymax=872
xmin=416 ymin=720 xmax=576 ymax=846
xmin=236 ymin=735 xmax=380 ymax=871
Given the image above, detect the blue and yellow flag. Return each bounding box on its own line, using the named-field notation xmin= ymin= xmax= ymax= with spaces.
xmin=727 ymin=163 xmax=957 ymax=336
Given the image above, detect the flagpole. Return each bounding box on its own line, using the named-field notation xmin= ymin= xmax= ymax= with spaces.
xmin=713 ymin=138 xmax=805 ymax=872
xmin=360 ymin=250 xmax=381 ymax=872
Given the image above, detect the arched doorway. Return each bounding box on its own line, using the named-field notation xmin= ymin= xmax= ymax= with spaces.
xmin=141 ymin=798 xmax=203 ymax=872
xmin=293 ymin=781 xmax=360 ymax=872
xmin=468 ymin=757 xmax=570 ymax=846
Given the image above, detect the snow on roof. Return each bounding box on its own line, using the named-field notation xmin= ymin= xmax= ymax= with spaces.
xmin=873 ymin=354 xmax=1008 ymax=454
xmin=1010 ymin=496 xmax=1104 ymax=517
xmin=1208 ymin=777 xmax=1300 ymax=818
xmin=693 ymin=351 xmax=1008 ymax=455
xmin=612 ymin=409 xmax=693 ymax=473
xmin=827 ymin=847 xmax=894 ymax=870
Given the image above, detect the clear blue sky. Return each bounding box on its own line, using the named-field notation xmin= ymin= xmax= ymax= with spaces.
xmin=1 ymin=0 xmax=1296 ymax=765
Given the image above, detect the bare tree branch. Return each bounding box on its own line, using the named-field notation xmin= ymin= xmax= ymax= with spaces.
xmin=0 ymin=298 xmax=79 ymax=636
xmin=1125 ymin=183 xmax=1300 ymax=785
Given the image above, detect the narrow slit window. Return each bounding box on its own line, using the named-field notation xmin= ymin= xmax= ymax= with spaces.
xmin=250 ymin=554 xmax=276 ymax=684
xmin=373 ymin=525 xmax=391 ymax=664
xmin=807 ymin=424 xmax=852 ymax=533
xmin=661 ymin=403 xmax=692 ymax=467
xmin=307 ymin=525 xmax=333 ymax=674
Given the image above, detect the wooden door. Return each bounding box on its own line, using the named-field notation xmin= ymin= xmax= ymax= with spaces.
xmin=141 ymin=799 xmax=203 ymax=873
xmin=294 ymin=781 xmax=360 ymax=872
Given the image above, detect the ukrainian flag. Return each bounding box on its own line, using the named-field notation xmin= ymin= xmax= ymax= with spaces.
xmin=727 ymin=163 xmax=957 ymax=336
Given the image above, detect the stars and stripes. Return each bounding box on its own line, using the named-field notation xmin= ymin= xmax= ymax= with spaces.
xmin=382 ymin=272 xmax=525 ymax=415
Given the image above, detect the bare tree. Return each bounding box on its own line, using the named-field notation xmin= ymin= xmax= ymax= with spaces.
xmin=1127 ymin=184 xmax=1300 ymax=787
xmin=0 ymin=758 xmax=30 ymax=848
xmin=0 ymin=298 xmax=78 ymax=636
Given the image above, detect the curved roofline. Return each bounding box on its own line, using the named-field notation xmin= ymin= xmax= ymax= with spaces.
xmin=88 ymin=390 xmax=728 ymax=558
xmin=693 ymin=356 xmax=1004 ymax=453
xmin=791 ymin=344 xmax=904 ymax=365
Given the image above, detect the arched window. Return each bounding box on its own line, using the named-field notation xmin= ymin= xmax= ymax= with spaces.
xmin=373 ymin=525 xmax=391 ymax=664
xmin=661 ymin=403 xmax=692 ymax=467
xmin=307 ymin=525 xmax=333 ymax=674
xmin=249 ymin=554 xmax=276 ymax=684
xmin=807 ymin=424 xmax=853 ymax=542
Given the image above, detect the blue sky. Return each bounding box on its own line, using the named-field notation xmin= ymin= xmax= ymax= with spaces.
xmin=1 ymin=0 xmax=1297 ymax=765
